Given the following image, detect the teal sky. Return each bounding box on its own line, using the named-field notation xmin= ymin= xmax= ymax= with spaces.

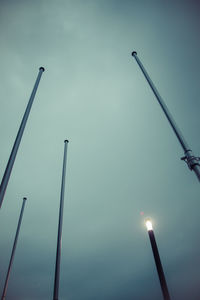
xmin=0 ymin=0 xmax=200 ymax=299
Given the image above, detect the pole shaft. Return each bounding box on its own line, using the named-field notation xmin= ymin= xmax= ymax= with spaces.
xmin=1 ymin=197 xmax=27 ymax=300
xmin=132 ymin=52 xmax=200 ymax=181
xmin=132 ymin=52 xmax=188 ymax=151
xmin=53 ymin=140 xmax=69 ymax=300
xmin=193 ymin=165 xmax=200 ymax=181
xmin=148 ymin=230 xmax=171 ymax=300
xmin=0 ymin=67 xmax=45 ymax=208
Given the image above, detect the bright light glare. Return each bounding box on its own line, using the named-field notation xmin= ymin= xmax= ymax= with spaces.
xmin=145 ymin=220 xmax=153 ymax=231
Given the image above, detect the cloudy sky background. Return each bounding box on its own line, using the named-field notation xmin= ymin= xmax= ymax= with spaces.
xmin=0 ymin=0 xmax=200 ymax=299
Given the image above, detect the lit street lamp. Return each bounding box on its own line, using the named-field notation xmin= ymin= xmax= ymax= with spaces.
xmin=145 ymin=219 xmax=171 ymax=300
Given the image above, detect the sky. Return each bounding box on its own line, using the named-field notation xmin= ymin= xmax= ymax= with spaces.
xmin=0 ymin=0 xmax=200 ymax=299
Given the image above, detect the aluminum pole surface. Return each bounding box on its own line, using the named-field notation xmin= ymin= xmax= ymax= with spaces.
xmin=1 ymin=197 xmax=27 ymax=300
xmin=0 ymin=67 xmax=45 ymax=208
xmin=148 ymin=229 xmax=171 ymax=300
xmin=132 ymin=51 xmax=200 ymax=182
xmin=53 ymin=140 xmax=69 ymax=300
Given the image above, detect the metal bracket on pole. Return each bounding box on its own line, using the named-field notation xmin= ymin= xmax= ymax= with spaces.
xmin=181 ymin=151 xmax=200 ymax=171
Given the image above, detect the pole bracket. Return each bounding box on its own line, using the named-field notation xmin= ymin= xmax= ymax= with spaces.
xmin=181 ymin=153 xmax=200 ymax=170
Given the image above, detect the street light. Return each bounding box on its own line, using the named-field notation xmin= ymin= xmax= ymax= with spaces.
xmin=145 ymin=219 xmax=171 ymax=300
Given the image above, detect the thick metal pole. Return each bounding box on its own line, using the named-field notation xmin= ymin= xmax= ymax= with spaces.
xmin=132 ymin=51 xmax=200 ymax=181
xmin=53 ymin=140 xmax=69 ymax=300
xmin=148 ymin=229 xmax=171 ymax=300
xmin=1 ymin=197 xmax=27 ymax=300
xmin=0 ymin=67 xmax=45 ymax=208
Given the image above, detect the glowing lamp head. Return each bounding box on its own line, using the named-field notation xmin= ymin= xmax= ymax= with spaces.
xmin=145 ymin=219 xmax=153 ymax=231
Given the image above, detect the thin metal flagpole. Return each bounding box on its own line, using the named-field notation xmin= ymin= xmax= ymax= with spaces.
xmin=145 ymin=220 xmax=171 ymax=300
xmin=131 ymin=51 xmax=200 ymax=182
xmin=1 ymin=197 xmax=27 ymax=300
xmin=0 ymin=67 xmax=45 ymax=208
xmin=53 ymin=139 xmax=69 ymax=300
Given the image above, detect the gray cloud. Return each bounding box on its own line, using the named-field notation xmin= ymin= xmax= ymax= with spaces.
xmin=0 ymin=0 xmax=200 ymax=299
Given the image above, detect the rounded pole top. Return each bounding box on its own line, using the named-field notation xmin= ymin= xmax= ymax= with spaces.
xmin=39 ymin=67 xmax=45 ymax=72
xmin=64 ymin=139 xmax=69 ymax=143
xmin=131 ymin=51 xmax=137 ymax=56
xmin=23 ymin=197 xmax=27 ymax=201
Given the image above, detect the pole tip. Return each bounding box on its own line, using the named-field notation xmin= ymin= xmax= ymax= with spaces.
xmin=64 ymin=139 xmax=69 ymax=143
xmin=131 ymin=51 xmax=137 ymax=56
xmin=145 ymin=219 xmax=153 ymax=231
xmin=39 ymin=67 xmax=45 ymax=72
xmin=23 ymin=197 xmax=27 ymax=201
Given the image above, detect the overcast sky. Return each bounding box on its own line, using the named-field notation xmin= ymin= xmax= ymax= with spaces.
xmin=0 ymin=0 xmax=200 ymax=299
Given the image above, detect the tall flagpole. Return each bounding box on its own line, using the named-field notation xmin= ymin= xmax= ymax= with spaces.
xmin=0 ymin=67 xmax=45 ymax=208
xmin=53 ymin=140 xmax=69 ymax=300
xmin=1 ymin=197 xmax=27 ymax=300
xmin=131 ymin=51 xmax=200 ymax=182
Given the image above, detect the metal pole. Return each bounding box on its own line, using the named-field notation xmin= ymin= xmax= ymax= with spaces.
xmin=1 ymin=197 xmax=27 ymax=300
xmin=53 ymin=140 xmax=69 ymax=300
xmin=146 ymin=220 xmax=171 ymax=300
xmin=0 ymin=67 xmax=45 ymax=208
xmin=131 ymin=51 xmax=200 ymax=182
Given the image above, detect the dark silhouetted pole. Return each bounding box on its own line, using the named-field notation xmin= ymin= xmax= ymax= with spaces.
xmin=1 ymin=197 xmax=27 ymax=300
xmin=145 ymin=220 xmax=171 ymax=300
xmin=132 ymin=51 xmax=200 ymax=182
xmin=0 ymin=67 xmax=45 ymax=208
xmin=53 ymin=140 xmax=69 ymax=300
